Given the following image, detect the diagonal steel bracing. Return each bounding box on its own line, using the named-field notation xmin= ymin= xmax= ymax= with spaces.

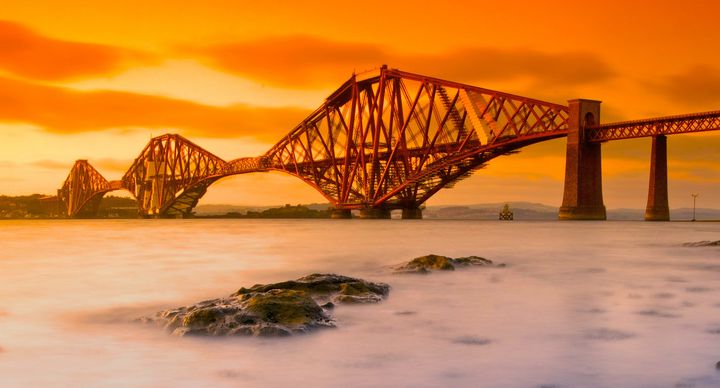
xmin=586 ymin=110 xmax=720 ymax=141
xmin=263 ymin=67 xmax=570 ymax=210
xmin=122 ymin=134 xmax=228 ymax=217
xmin=56 ymin=66 xmax=720 ymax=219
xmin=57 ymin=160 xmax=113 ymax=218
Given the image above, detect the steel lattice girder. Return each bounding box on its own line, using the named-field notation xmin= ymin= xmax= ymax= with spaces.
xmin=586 ymin=110 xmax=720 ymax=142
xmin=122 ymin=134 xmax=227 ymax=216
xmin=56 ymin=67 xmax=720 ymax=217
xmin=262 ymin=67 xmax=570 ymax=209
xmin=58 ymin=160 xmax=111 ymax=217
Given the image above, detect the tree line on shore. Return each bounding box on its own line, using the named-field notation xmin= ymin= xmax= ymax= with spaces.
xmin=0 ymin=195 xmax=137 ymax=219
xmin=0 ymin=195 xmax=330 ymax=219
xmin=198 ymin=204 xmax=331 ymax=219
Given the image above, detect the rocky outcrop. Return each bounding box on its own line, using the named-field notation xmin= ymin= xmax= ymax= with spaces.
xmin=142 ymin=274 xmax=389 ymax=337
xmin=232 ymin=273 xmax=390 ymax=304
xmin=683 ymin=240 xmax=720 ymax=247
xmin=395 ymin=254 xmax=497 ymax=273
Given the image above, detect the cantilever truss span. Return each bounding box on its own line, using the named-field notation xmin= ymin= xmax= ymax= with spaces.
xmin=56 ymin=67 xmax=720 ymax=218
xmin=263 ymin=68 xmax=570 ymax=210
xmin=56 ymin=67 xmax=572 ymax=217
xmin=121 ymin=134 xmax=228 ymax=217
xmin=57 ymin=160 xmax=115 ymax=218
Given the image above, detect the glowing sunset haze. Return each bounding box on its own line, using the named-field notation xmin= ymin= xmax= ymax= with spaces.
xmin=1 ymin=0 xmax=718 ymax=208
xmin=3 ymin=3 xmax=720 ymax=387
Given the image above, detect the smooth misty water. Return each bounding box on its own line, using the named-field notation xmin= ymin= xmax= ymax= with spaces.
xmin=0 ymin=220 xmax=719 ymax=387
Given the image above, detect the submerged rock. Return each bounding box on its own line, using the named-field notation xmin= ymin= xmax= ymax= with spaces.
xmin=584 ymin=328 xmax=635 ymax=341
xmin=395 ymin=254 xmax=496 ymax=273
xmin=683 ymin=240 xmax=720 ymax=247
xmin=451 ymin=335 xmax=492 ymax=346
xmin=143 ymin=274 xmax=389 ymax=337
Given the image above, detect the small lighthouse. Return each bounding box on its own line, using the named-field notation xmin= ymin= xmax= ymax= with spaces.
xmin=499 ymin=203 xmax=514 ymax=220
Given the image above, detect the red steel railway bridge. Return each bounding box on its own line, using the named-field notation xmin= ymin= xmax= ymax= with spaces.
xmin=55 ymin=66 xmax=720 ymax=220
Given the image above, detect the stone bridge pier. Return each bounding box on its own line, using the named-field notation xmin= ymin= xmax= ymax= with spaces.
xmin=330 ymin=206 xmax=423 ymax=219
xmin=559 ymin=99 xmax=607 ymax=220
xmin=559 ymin=100 xmax=672 ymax=221
xmin=644 ymin=135 xmax=670 ymax=221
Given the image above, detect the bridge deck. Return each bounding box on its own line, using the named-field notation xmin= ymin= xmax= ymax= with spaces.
xmin=587 ymin=110 xmax=720 ymax=141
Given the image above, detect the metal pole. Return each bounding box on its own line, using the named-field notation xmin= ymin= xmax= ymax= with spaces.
xmin=691 ymin=193 xmax=699 ymax=221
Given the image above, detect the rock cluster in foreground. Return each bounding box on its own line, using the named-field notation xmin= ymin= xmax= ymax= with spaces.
xmin=142 ymin=274 xmax=389 ymax=337
xmin=395 ymin=254 xmax=498 ymax=273
xmin=683 ymin=240 xmax=720 ymax=247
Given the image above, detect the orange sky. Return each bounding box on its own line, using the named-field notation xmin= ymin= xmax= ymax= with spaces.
xmin=1 ymin=0 xmax=719 ymax=208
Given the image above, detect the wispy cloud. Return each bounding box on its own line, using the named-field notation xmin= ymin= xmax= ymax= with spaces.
xmin=186 ymin=35 xmax=615 ymax=88
xmin=29 ymin=158 xmax=131 ymax=173
xmin=0 ymin=76 xmax=310 ymax=141
xmin=648 ymin=64 xmax=720 ymax=107
xmin=185 ymin=35 xmax=385 ymax=88
xmin=29 ymin=160 xmax=70 ymax=170
xmin=0 ymin=20 xmax=153 ymax=81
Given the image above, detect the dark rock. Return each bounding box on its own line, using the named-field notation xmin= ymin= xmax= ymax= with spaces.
xmin=683 ymin=240 xmax=720 ymax=247
xmin=244 ymin=290 xmax=324 ymax=325
xmin=395 ymin=254 xmax=497 ymax=273
xmin=401 ymin=254 xmax=456 ymax=271
xmin=453 ymin=255 xmax=494 ymax=267
xmin=148 ymin=290 xmax=331 ymax=337
xmin=716 ymin=361 xmax=720 ymax=370
xmin=233 ymin=273 xmax=389 ymax=305
xmin=142 ymin=274 xmax=389 ymax=337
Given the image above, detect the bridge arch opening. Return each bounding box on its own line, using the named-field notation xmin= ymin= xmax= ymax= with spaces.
xmin=584 ymin=112 xmax=596 ymax=127
xmin=95 ymin=190 xmax=138 ymax=218
xmin=72 ymin=188 xmax=137 ymax=218
xmin=426 ymin=139 xmax=567 ymax=211
xmin=193 ymin=172 xmax=332 ymax=216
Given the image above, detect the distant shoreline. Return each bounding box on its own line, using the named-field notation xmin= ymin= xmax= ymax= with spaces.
xmin=3 ymin=194 xmax=719 ymax=221
xmin=1 ymin=217 xmax=718 ymax=222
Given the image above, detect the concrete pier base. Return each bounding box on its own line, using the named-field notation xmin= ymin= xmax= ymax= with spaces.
xmin=401 ymin=208 xmax=423 ymax=219
xmin=645 ymin=135 xmax=670 ymax=221
xmin=358 ymin=207 xmax=391 ymax=219
xmin=559 ymin=99 xmax=607 ymax=220
xmin=330 ymin=208 xmax=352 ymax=219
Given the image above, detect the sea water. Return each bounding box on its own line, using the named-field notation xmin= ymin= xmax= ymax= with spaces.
xmin=0 ymin=219 xmax=718 ymax=387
